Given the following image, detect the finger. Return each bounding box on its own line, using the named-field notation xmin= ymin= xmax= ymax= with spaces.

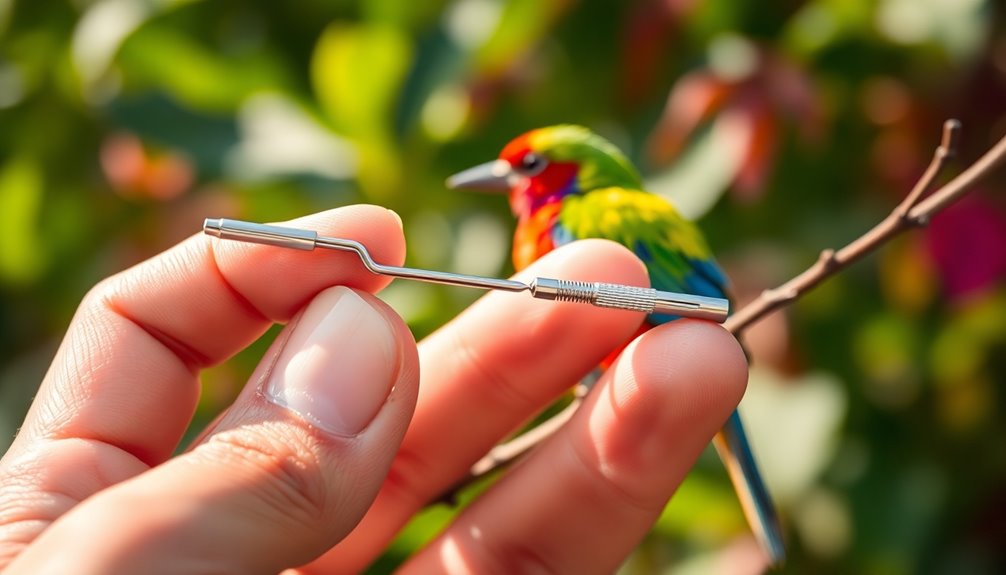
xmin=305 ymin=239 xmax=650 ymax=573
xmin=12 ymin=205 xmax=404 ymax=457
xmin=0 ymin=206 xmax=404 ymax=566
xmin=401 ymin=321 xmax=748 ymax=574
xmin=5 ymin=287 xmax=420 ymax=575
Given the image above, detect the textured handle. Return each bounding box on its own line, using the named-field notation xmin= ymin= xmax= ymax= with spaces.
xmin=530 ymin=277 xmax=728 ymax=322
xmin=593 ymin=283 xmax=659 ymax=312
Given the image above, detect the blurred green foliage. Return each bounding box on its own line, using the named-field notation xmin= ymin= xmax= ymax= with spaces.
xmin=1 ymin=0 xmax=1006 ymax=573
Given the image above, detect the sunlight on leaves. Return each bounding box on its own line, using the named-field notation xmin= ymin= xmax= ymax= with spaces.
xmin=784 ymin=3 xmax=842 ymax=55
xmin=312 ymin=22 xmax=411 ymax=138
xmin=311 ymin=22 xmax=412 ymax=197
xmin=421 ymin=84 xmax=471 ymax=142
xmin=741 ymin=368 xmax=848 ymax=502
xmin=450 ymin=211 xmax=508 ymax=276
xmin=876 ymin=0 xmax=989 ymax=60
xmin=646 ymin=122 xmax=744 ymax=220
xmin=72 ymin=0 xmax=152 ymax=91
xmin=783 ymin=0 xmax=873 ymax=56
xmin=118 ymin=25 xmax=289 ymax=112
xmin=446 ymin=0 xmax=504 ymax=51
xmin=474 ymin=0 xmax=569 ymax=75
xmin=72 ymin=0 xmax=206 ymax=95
xmin=225 ymin=93 xmax=358 ymax=182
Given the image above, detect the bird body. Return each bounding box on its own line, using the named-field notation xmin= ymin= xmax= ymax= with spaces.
xmin=448 ymin=125 xmax=785 ymax=565
xmin=524 ymin=187 xmax=726 ymax=292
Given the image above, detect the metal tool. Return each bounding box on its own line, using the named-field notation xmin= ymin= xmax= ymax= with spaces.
xmin=203 ymin=218 xmax=729 ymax=322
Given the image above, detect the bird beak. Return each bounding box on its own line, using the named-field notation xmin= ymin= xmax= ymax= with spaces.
xmin=446 ymin=159 xmax=515 ymax=192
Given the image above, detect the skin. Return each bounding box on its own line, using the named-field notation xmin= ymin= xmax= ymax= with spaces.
xmin=450 ymin=126 xmax=784 ymax=566
xmin=0 ymin=205 xmax=748 ymax=574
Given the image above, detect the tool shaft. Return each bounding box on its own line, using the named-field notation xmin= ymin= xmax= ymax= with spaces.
xmin=203 ymin=218 xmax=729 ymax=322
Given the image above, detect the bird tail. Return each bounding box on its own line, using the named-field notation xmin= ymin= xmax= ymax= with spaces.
xmin=712 ymin=410 xmax=786 ymax=567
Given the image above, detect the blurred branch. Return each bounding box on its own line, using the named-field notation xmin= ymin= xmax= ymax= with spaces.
xmin=438 ymin=119 xmax=1006 ymax=502
xmin=725 ymin=119 xmax=967 ymax=334
xmin=472 ymin=400 xmax=579 ymax=477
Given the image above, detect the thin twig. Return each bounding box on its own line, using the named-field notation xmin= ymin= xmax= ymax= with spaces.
xmin=438 ymin=120 xmax=1006 ymax=501
xmin=726 ymin=120 xmax=1000 ymax=334
xmin=897 ymin=120 xmax=961 ymax=218
xmin=440 ymin=398 xmax=582 ymax=502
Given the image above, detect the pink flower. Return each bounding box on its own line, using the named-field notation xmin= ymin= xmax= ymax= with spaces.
xmin=926 ymin=194 xmax=1006 ymax=300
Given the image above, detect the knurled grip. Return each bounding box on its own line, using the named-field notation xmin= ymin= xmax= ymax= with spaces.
xmin=529 ymin=277 xmax=728 ymax=322
xmin=593 ymin=282 xmax=659 ymax=312
xmin=529 ymin=277 xmax=658 ymax=311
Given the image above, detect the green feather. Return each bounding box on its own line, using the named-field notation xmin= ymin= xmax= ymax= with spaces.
xmin=557 ymin=187 xmax=718 ymax=293
xmin=528 ymin=125 xmax=642 ymax=191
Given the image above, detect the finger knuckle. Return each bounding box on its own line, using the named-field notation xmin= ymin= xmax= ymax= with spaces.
xmin=196 ymin=424 xmax=329 ymax=528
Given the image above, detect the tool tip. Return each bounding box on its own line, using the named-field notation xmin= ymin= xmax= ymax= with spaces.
xmin=203 ymin=218 xmax=223 ymax=238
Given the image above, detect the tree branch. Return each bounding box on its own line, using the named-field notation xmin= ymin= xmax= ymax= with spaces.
xmin=725 ymin=120 xmax=970 ymax=334
xmin=438 ymin=120 xmax=1006 ymax=502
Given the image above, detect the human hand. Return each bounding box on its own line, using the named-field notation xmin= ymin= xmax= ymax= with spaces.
xmin=0 ymin=205 xmax=747 ymax=574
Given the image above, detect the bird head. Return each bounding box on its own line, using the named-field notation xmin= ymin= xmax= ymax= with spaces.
xmin=446 ymin=125 xmax=643 ymax=217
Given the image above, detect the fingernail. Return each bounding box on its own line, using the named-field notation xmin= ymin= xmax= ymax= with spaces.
xmin=263 ymin=286 xmax=399 ymax=436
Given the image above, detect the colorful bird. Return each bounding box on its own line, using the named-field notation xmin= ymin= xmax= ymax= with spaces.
xmin=447 ymin=124 xmax=785 ymax=565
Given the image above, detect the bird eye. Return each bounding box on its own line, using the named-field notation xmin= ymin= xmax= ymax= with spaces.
xmin=517 ymin=153 xmax=547 ymax=176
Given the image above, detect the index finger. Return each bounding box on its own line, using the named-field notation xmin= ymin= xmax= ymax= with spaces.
xmin=8 ymin=204 xmax=405 ymax=462
xmin=0 ymin=205 xmax=406 ymax=566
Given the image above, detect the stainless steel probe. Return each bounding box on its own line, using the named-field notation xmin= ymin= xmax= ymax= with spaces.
xmin=203 ymin=218 xmax=729 ymax=322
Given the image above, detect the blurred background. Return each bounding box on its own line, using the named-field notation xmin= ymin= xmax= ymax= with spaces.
xmin=1 ymin=0 xmax=1005 ymax=573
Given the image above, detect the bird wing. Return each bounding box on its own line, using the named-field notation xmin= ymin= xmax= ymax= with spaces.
xmin=554 ymin=187 xmax=730 ymax=322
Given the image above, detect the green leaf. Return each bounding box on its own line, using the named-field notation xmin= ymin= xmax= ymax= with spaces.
xmin=0 ymin=158 xmax=46 ymax=284
xmin=363 ymin=0 xmax=448 ymax=30
xmin=853 ymin=313 xmax=920 ymax=399
xmin=646 ymin=124 xmax=741 ymax=220
xmin=72 ymin=0 xmax=209 ymax=90
xmin=655 ymin=472 xmax=746 ymax=540
xmin=781 ymin=0 xmax=875 ymax=56
xmin=117 ymin=25 xmax=290 ymax=112
xmin=311 ymin=22 xmax=412 ymax=139
xmin=474 ymin=0 xmax=564 ymax=75
xmin=311 ymin=22 xmax=412 ymax=198
xmin=930 ymin=290 xmax=1006 ymax=384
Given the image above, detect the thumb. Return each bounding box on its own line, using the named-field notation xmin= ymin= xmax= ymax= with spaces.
xmin=6 ymin=286 xmax=419 ymax=575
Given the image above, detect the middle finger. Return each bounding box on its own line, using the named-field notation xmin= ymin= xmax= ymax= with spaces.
xmin=303 ymin=239 xmax=649 ymax=573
